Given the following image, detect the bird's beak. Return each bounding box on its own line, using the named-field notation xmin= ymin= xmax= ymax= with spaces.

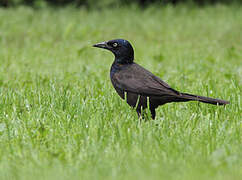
xmin=93 ymin=41 xmax=108 ymax=49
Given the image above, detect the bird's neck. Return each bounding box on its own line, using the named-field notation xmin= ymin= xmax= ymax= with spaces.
xmin=114 ymin=57 xmax=133 ymax=64
xmin=110 ymin=60 xmax=131 ymax=78
xmin=111 ymin=61 xmax=125 ymax=70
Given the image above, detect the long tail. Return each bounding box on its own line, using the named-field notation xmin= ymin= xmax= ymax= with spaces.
xmin=179 ymin=93 xmax=229 ymax=105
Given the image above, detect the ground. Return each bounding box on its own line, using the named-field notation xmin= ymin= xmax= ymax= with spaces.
xmin=0 ymin=4 xmax=241 ymax=180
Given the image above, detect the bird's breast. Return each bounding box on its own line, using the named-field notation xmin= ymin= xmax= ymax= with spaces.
xmin=110 ymin=67 xmax=117 ymax=79
xmin=110 ymin=63 xmax=122 ymax=78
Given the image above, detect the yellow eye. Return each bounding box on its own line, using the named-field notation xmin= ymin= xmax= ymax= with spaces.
xmin=113 ymin=42 xmax=118 ymax=47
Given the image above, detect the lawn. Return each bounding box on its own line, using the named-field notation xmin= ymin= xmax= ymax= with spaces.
xmin=0 ymin=4 xmax=241 ymax=180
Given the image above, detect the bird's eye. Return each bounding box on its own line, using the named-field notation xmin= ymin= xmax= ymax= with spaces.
xmin=112 ymin=42 xmax=118 ymax=47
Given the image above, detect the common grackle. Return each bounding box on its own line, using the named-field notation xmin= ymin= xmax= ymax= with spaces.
xmin=93 ymin=39 xmax=229 ymax=119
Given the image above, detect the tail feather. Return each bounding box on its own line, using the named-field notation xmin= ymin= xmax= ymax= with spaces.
xmin=180 ymin=93 xmax=229 ymax=105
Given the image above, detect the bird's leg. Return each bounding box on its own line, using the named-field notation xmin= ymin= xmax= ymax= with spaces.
xmin=150 ymin=108 xmax=156 ymax=120
xmin=136 ymin=109 xmax=143 ymax=120
xmin=137 ymin=108 xmax=149 ymax=122
xmin=137 ymin=108 xmax=152 ymax=121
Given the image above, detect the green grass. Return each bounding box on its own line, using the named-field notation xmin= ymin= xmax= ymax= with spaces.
xmin=0 ymin=5 xmax=241 ymax=180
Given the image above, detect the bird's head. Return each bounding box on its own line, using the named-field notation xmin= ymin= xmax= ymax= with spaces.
xmin=93 ymin=39 xmax=134 ymax=64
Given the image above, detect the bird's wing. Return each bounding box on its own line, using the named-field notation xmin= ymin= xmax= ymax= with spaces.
xmin=112 ymin=63 xmax=180 ymax=97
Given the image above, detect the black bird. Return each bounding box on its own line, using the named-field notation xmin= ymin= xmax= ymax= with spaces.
xmin=93 ymin=39 xmax=229 ymax=119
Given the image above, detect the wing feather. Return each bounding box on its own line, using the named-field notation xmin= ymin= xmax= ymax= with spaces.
xmin=112 ymin=63 xmax=179 ymax=97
